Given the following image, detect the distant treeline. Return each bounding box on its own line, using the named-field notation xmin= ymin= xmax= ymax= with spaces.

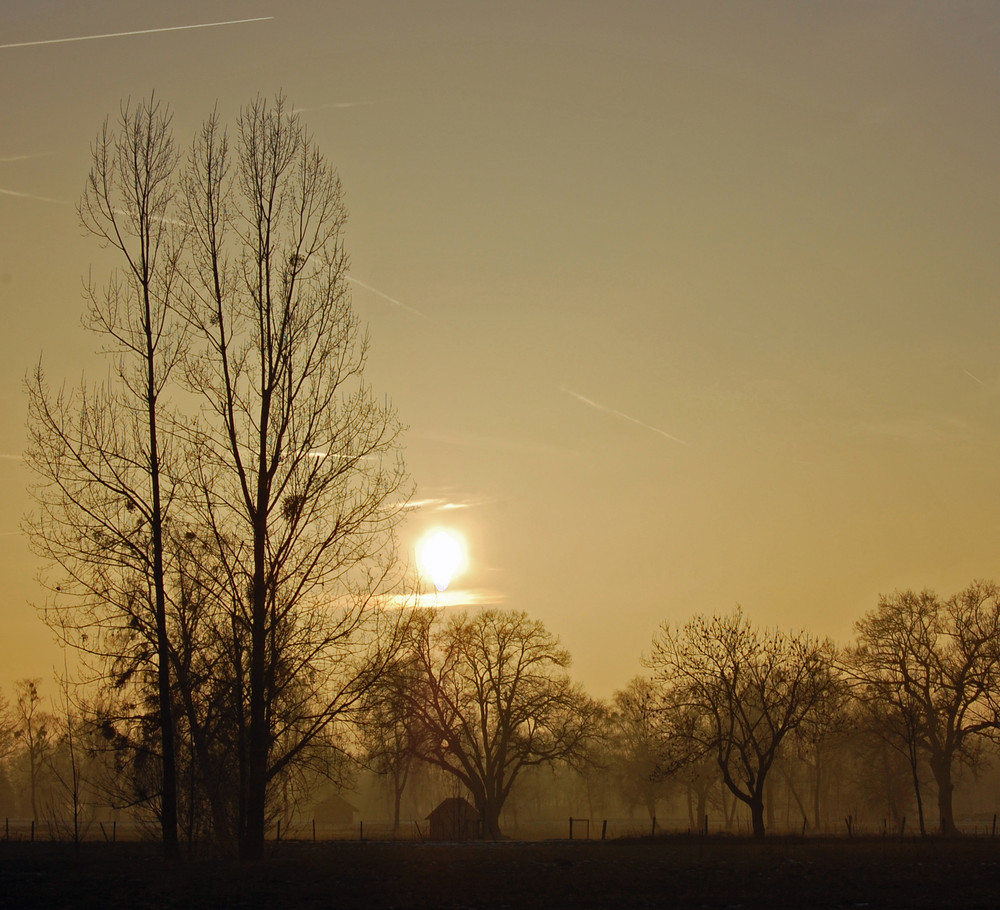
xmin=5 ymin=581 xmax=1000 ymax=847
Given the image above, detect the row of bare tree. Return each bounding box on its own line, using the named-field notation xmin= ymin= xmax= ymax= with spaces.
xmin=20 ymin=93 xmax=1000 ymax=856
xmin=7 ymin=585 xmax=1000 ymax=844
xmin=642 ymin=582 xmax=1000 ymax=838
xmin=352 ymin=583 xmax=1000 ymax=841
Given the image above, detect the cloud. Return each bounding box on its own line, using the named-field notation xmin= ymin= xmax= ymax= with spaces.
xmin=346 ymin=274 xmax=427 ymax=319
xmin=0 ymin=453 xmax=23 ymax=461
xmin=391 ymin=587 xmax=506 ymax=610
xmin=0 ymin=187 xmax=68 ymax=205
xmin=404 ymin=496 xmax=492 ymax=512
xmin=561 ymin=386 xmax=689 ymax=446
xmin=0 ymin=17 xmax=273 ymax=49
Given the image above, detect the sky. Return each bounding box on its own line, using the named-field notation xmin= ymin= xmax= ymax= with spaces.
xmin=1 ymin=1 xmax=999 ymax=700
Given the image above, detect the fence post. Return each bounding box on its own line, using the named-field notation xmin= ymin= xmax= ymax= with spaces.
xmin=359 ymin=820 xmax=363 ymax=841
xmin=651 ymin=816 xmax=656 ymax=838
xmin=569 ymin=817 xmax=573 ymax=840
xmin=313 ymin=819 xmax=316 ymax=842
xmin=4 ymin=818 xmax=7 ymax=840
xmin=601 ymin=820 xmax=607 ymax=840
xmin=113 ymin=820 xmax=117 ymax=843
xmin=277 ymin=820 xmax=281 ymax=842
xmin=993 ymin=814 xmax=997 ymax=838
xmin=704 ymin=814 xmax=709 ymax=837
xmin=30 ymin=820 xmax=35 ymax=842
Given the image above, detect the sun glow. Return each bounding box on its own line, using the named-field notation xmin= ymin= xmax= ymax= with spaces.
xmin=417 ymin=528 xmax=467 ymax=592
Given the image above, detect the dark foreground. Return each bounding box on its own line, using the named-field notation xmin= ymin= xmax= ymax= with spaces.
xmin=2 ymin=836 xmax=1000 ymax=909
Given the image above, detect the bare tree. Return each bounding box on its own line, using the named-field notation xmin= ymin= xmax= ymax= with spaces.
xmin=781 ymin=667 xmax=852 ymax=832
xmin=647 ymin=608 xmax=834 ymax=838
xmin=608 ymin=677 xmax=669 ymax=822
xmin=24 ymin=95 xmax=184 ymax=856
xmin=45 ymin=668 xmax=92 ymax=851
xmin=406 ymin=609 xmax=597 ymax=839
xmin=0 ymin=689 xmax=15 ymax=817
xmin=178 ymin=95 xmax=410 ymax=859
xmin=849 ymin=583 xmax=1000 ymax=835
xmin=13 ymin=679 xmax=55 ymax=821
xmin=358 ymin=658 xmax=422 ymax=833
xmin=0 ymin=689 xmax=15 ymax=768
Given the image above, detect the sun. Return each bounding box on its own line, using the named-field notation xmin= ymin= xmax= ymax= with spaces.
xmin=417 ymin=528 xmax=467 ymax=592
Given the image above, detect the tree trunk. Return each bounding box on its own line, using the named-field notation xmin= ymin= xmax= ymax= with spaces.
xmin=812 ymin=750 xmax=822 ymax=832
xmin=931 ymin=754 xmax=958 ymax=836
xmin=750 ymin=794 xmax=766 ymax=839
xmin=241 ymin=528 xmax=270 ymax=860
xmin=906 ymin=742 xmax=926 ymax=836
xmin=392 ymin=777 xmax=403 ymax=834
xmin=476 ymin=793 xmax=502 ymax=841
xmin=152 ymin=513 xmax=178 ymax=859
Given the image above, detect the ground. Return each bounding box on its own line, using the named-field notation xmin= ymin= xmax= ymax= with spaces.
xmin=2 ymin=836 xmax=999 ymax=908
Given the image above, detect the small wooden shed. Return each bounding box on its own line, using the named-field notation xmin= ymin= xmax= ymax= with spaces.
xmin=313 ymin=792 xmax=359 ymax=826
xmin=426 ymin=796 xmax=481 ymax=841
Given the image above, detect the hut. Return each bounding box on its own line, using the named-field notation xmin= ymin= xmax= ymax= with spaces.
xmin=426 ymin=796 xmax=481 ymax=841
xmin=313 ymin=792 xmax=359 ymax=826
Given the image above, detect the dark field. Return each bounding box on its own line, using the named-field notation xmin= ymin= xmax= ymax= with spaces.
xmin=3 ymin=836 xmax=1000 ymax=909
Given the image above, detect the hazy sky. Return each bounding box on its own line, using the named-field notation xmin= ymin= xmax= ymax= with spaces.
xmin=2 ymin=1 xmax=999 ymax=698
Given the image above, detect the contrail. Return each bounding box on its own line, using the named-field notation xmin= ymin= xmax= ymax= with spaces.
xmin=963 ymin=369 xmax=986 ymax=386
xmin=0 ymin=187 xmax=68 ymax=204
xmin=0 ymin=153 xmax=49 ymax=163
xmin=561 ymin=386 xmax=689 ymax=446
xmin=0 ymin=17 xmax=273 ymax=49
xmin=292 ymin=102 xmax=377 ymax=113
xmin=346 ymin=274 xmax=427 ymax=318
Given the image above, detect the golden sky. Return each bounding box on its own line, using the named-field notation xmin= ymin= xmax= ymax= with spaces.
xmin=1 ymin=1 xmax=999 ymax=698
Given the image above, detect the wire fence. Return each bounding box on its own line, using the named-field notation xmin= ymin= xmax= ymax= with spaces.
xmin=4 ymin=812 xmax=999 ymax=844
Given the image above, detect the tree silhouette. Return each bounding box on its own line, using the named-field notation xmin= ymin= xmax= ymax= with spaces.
xmin=25 ymin=95 xmax=184 ymax=856
xmin=406 ymin=609 xmax=596 ymax=839
xmin=849 ymin=583 xmax=1000 ymax=835
xmin=647 ymin=608 xmax=833 ymax=838
xmin=178 ymin=95 xmax=410 ymax=858
xmin=26 ymin=94 xmax=410 ymax=858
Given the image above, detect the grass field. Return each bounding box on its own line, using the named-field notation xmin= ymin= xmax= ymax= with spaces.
xmin=2 ymin=835 xmax=1000 ymax=909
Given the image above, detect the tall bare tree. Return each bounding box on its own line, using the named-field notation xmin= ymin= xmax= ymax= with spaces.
xmin=24 ymin=96 xmax=184 ymax=856
xmin=849 ymin=583 xmax=1000 ymax=835
xmin=647 ymin=608 xmax=833 ymax=838
xmin=178 ymin=95 xmax=410 ymax=858
xmin=406 ymin=609 xmax=596 ymax=839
